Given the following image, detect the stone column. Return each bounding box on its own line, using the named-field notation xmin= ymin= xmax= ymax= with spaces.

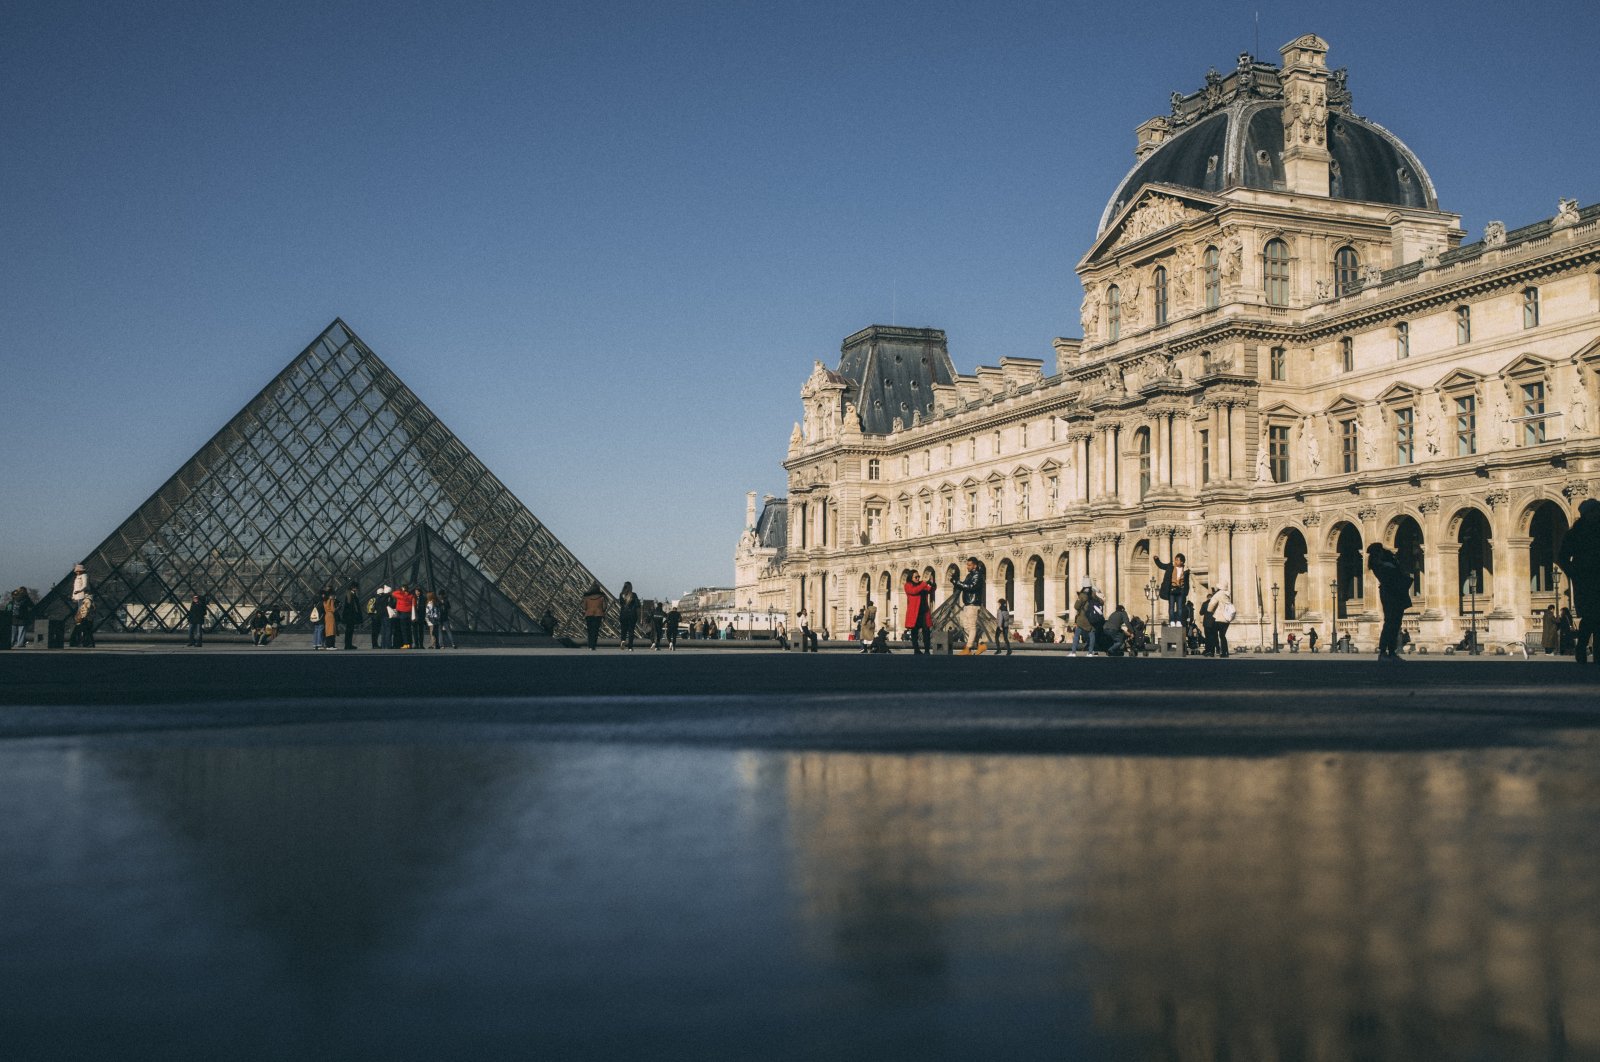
xmin=1356 ymin=505 xmax=1381 ymax=619
xmin=1486 ymin=490 xmax=1515 ymax=634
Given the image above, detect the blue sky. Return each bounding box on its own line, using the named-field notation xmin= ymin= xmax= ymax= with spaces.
xmin=3 ymin=0 xmax=1597 ymax=600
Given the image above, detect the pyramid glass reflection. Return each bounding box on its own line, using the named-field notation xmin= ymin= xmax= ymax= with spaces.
xmin=45 ymin=320 xmax=607 ymax=635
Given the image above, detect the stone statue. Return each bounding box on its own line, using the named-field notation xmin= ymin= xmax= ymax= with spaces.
xmin=1255 ymin=436 xmax=1273 ymax=483
xmin=1080 ymin=287 xmax=1101 ymax=336
xmin=1554 ymin=197 xmax=1581 ymax=229
xmin=1219 ymin=229 xmax=1244 ymax=287
xmin=1360 ymin=407 xmax=1380 ymax=469
xmin=1327 ymin=67 xmax=1352 ymax=114
xmin=1172 ymin=244 xmax=1197 ymax=306
xmin=1491 ymin=385 xmax=1512 ymax=448
xmin=1302 ymin=418 xmax=1322 ymax=475
xmin=1315 ymin=278 xmax=1332 ymax=301
xmin=1421 ymin=245 xmax=1442 ymax=269
xmin=1423 ymin=397 xmax=1442 ymax=455
xmin=1484 ymin=220 xmax=1507 ymax=247
xmin=1569 ymin=380 xmax=1589 ymax=436
xmin=1120 ymin=274 xmax=1144 ymax=328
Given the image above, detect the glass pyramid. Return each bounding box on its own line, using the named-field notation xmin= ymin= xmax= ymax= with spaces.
xmin=43 ymin=320 xmax=609 ymax=636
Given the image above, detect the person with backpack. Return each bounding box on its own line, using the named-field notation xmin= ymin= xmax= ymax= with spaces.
xmin=994 ymin=598 xmax=1013 ymax=656
xmin=617 ymin=582 xmax=642 ymax=650
xmin=1200 ymin=583 xmax=1236 ymax=657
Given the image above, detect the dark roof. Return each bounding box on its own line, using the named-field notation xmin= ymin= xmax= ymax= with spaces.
xmin=1101 ymin=100 xmax=1436 ymax=232
xmin=835 ymin=325 xmax=958 ymax=435
xmin=754 ymin=498 xmax=787 ymax=551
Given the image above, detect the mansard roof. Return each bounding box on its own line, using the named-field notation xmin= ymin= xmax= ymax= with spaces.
xmin=835 ymin=325 xmax=958 ymax=435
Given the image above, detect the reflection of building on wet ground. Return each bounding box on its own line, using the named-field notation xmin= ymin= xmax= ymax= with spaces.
xmin=779 ymin=747 xmax=1600 ymax=1058
xmin=756 ymin=34 xmax=1600 ymax=652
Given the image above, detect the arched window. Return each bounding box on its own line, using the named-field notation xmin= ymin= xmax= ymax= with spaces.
xmin=1107 ymin=284 xmax=1121 ymax=341
xmin=1334 ymin=245 xmax=1360 ymax=297
xmin=1136 ymin=427 xmax=1152 ymax=499
xmin=1263 ymin=239 xmax=1291 ymax=306
xmin=1203 ymin=246 xmax=1220 ymax=308
xmin=1153 ymin=266 xmax=1168 ymax=326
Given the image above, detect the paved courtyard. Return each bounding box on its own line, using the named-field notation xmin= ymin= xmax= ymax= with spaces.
xmin=3 ymin=648 xmax=1597 ymax=1060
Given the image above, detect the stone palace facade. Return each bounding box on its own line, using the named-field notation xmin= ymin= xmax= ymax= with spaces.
xmin=739 ymin=34 xmax=1598 ymax=649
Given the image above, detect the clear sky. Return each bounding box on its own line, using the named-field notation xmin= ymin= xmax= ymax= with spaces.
xmin=3 ymin=0 xmax=1596 ymax=600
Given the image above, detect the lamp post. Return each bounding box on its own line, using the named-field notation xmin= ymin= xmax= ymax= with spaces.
xmin=1466 ymin=575 xmax=1480 ymax=655
xmin=1145 ymin=578 xmax=1158 ymax=631
xmin=1329 ymin=578 xmax=1339 ymax=652
xmin=1270 ymin=581 xmax=1280 ymax=651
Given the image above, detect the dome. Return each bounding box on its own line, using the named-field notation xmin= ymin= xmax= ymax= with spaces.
xmin=1098 ymin=64 xmax=1438 ymax=233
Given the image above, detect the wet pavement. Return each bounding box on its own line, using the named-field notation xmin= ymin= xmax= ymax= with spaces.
xmin=2 ymin=650 xmax=1598 ymax=1060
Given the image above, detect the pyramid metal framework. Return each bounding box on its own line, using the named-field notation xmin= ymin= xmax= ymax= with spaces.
xmin=45 ymin=320 xmax=610 ymax=635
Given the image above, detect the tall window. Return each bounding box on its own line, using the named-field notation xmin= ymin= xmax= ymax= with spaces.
xmin=1153 ymin=266 xmax=1169 ymax=326
xmin=1456 ymin=305 xmax=1471 ymax=345
xmin=1395 ymin=407 xmax=1415 ymax=465
xmin=1047 ymin=474 xmax=1059 ymax=510
xmin=942 ymin=493 xmax=954 ymax=530
xmin=992 ymin=430 xmax=1002 ymax=455
xmin=867 ymin=458 xmax=880 ymax=481
xmin=1264 ymin=238 xmax=1291 ymax=306
xmin=1107 ymin=284 xmax=1122 ymax=341
xmin=968 ymin=437 xmax=977 ymax=460
xmin=989 ymin=485 xmax=1003 ymax=525
xmin=1455 ymin=394 xmax=1477 ymax=456
xmin=1136 ymin=427 xmax=1152 ymax=499
xmin=1270 ymin=346 xmax=1287 ymax=381
xmin=921 ymin=496 xmax=932 ymax=533
xmin=1334 ymin=245 xmax=1360 ymax=296
xmin=1018 ymin=481 xmax=1031 ymax=520
xmin=1522 ymin=381 xmax=1547 ymax=445
xmin=1523 ymin=287 xmax=1540 ymax=328
xmin=1340 ymin=417 xmax=1359 ymax=473
xmin=901 ymin=455 xmax=910 ymax=476
xmin=1395 ymin=321 xmax=1409 ymax=360
xmin=1199 ymin=429 xmax=1211 ymax=484
xmin=1203 ymin=246 xmax=1221 ymax=309
xmin=865 ymin=506 xmax=882 ymax=542
xmin=1019 ymin=422 xmax=1029 ymax=447
xmin=1269 ymin=425 xmax=1290 ymax=483
xmin=1340 ymin=336 xmax=1354 ymax=373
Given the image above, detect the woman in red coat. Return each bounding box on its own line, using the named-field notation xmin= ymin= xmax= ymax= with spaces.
xmin=904 ymin=569 xmax=935 ymax=655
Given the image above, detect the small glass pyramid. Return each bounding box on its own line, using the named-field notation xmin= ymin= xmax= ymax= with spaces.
xmin=42 ymin=320 xmax=608 ymax=636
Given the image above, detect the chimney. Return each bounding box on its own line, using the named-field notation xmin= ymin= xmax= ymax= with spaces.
xmin=745 ymin=491 xmax=758 ymax=530
xmin=1278 ymin=34 xmax=1332 ymax=197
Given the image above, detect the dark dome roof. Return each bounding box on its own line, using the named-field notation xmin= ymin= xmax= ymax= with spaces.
xmin=1099 ymin=99 xmax=1437 ymax=233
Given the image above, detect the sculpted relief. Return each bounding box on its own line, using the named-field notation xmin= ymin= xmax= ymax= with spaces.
xmin=1284 ymin=84 xmax=1328 ymax=147
xmin=1112 ymin=194 xmax=1201 ymax=250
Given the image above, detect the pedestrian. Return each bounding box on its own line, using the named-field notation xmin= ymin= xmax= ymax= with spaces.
xmin=10 ymin=587 xmax=35 ymax=649
xmin=539 ymin=608 xmax=557 ymax=637
xmin=322 ymin=585 xmax=339 ymax=649
xmin=247 ymin=609 xmax=267 ymax=645
xmin=994 ymin=598 xmax=1013 ymax=656
xmin=1104 ymin=602 xmax=1130 ymax=656
xmin=391 ymin=584 xmax=414 ymax=649
xmin=376 ymin=584 xmax=394 ymax=648
xmin=1558 ymin=606 xmax=1575 ymax=656
xmin=1556 ymin=497 xmax=1600 ymax=664
xmin=617 ymin=582 xmax=641 ymax=650
xmin=342 ymin=583 xmax=362 ymax=650
xmin=366 ymin=588 xmax=382 ymax=648
xmin=1307 ymin=626 xmax=1319 ymax=653
xmin=794 ymin=605 xmax=819 ymax=652
xmin=1541 ymin=604 xmax=1559 ymax=655
xmin=1154 ymin=552 xmax=1192 ymax=626
xmin=1071 ymin=584 xmax=1102 ymax=655
xmin=1200 ymin=584 xmax=1235 ymax=657
xmin=868 ymin=627 xmax=891 ymax=654
xmin=1366 ymin=543 xmax=1412 ymax=661
xmin=185 ymin=593 xmax=207 ymax=647
xmin=856 ymin=598 xmax=877 ymax=652
xmin=903 ymin=570 xmax=933 ymax=655
xmin=425 ymin=592 xmax=441 ymax=648
xmin=72 ymin=592 xmax=96 ymax=648
xmin=665 ymin=604 xmax=681 ymax=650
xmin=437 ymin=592 xmax=456 ymax=648
xmin=950 ymin=557 xmax=987 ymax=655
xmin=67 ymin=564 xmax=89 ymax=646
xmin=651 ymin=601 xmax=667 ymax=650
xmin=309 ymin=594 xmax=326 ymax=649
xmin=581 ymin=583 xmax=606 ymax=650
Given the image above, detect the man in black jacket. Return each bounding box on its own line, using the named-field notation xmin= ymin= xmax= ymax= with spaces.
xmin=951 ymin=557 xmax=986 ymax=655
xmin=1557 ymin=498 xmax=1600 ymax=663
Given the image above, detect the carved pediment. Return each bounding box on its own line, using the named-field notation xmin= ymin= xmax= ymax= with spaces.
xmin=1085 ymin=185 xmax=1222 ymax=264
xmin=1436 ymin=368 xmax=1483 ymax=391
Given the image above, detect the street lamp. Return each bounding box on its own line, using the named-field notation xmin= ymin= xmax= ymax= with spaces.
xmin=1145 ymin=577 xmax=1158 ymax=630
xmin=1270 ymin=581 xmax=1280 ymax=651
